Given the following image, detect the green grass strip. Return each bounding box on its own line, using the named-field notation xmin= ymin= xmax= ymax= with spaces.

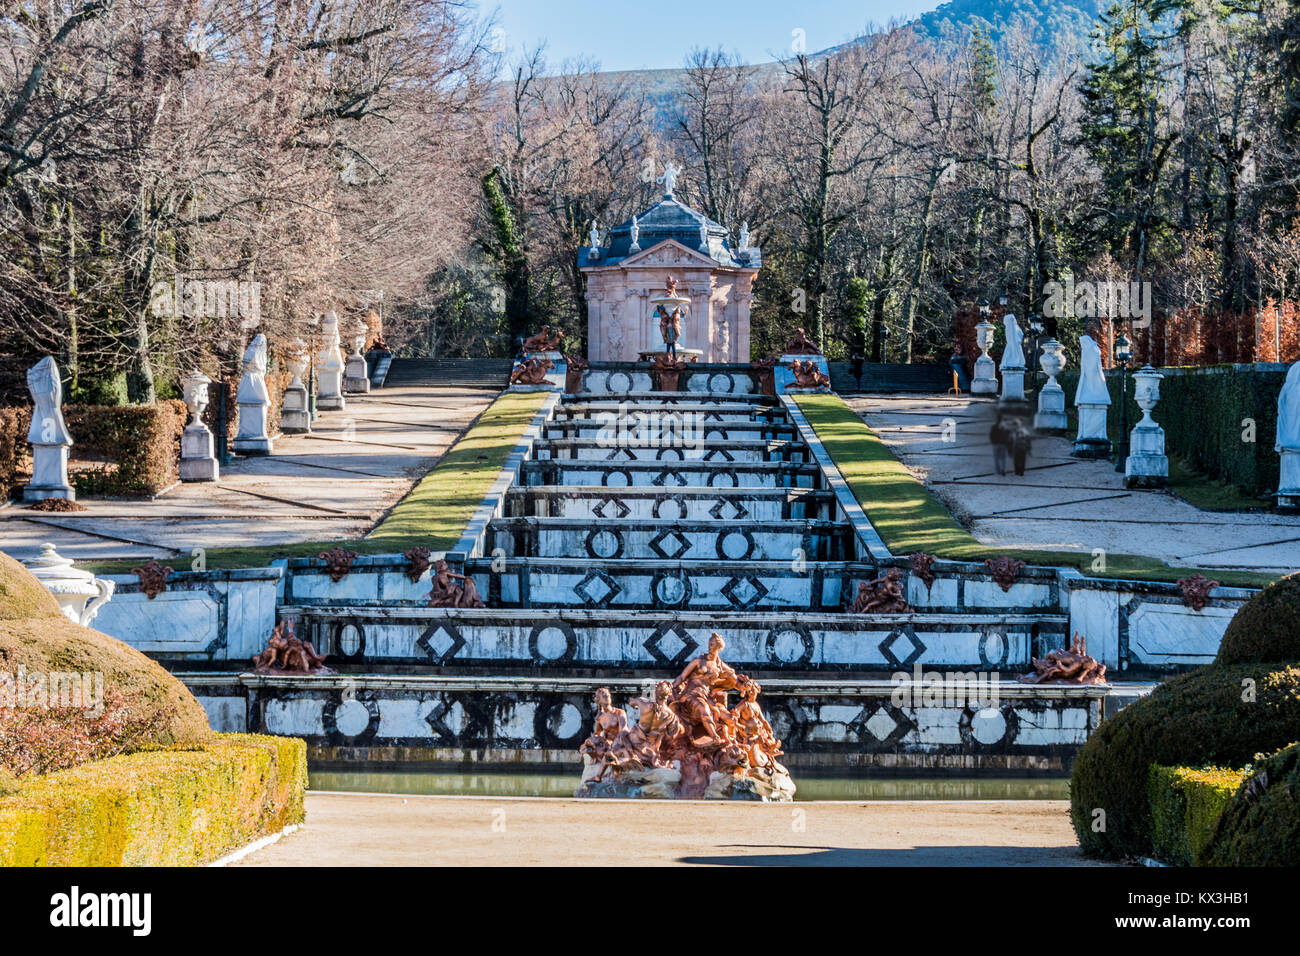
xmin=82 ymin=390 xmax=548 ymax=573
xmin=792 ymin=392 xmax=1277 ymax=589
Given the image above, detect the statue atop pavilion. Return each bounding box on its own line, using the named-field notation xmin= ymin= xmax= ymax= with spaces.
xmin=580 ymin=170 xmax=760 ymax=363
xmin=575 ymin=633 xmax=796 ymax=801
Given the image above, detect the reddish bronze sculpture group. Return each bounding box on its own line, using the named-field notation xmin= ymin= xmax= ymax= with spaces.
xmin=789 ymin=358 xmax=830 ymax=389
xmin=427 ymin=558 xmax=485 ymax=608
xmin=521 ymin=326 xmax=564 ymax=352
xmin=509 ymin=356 xmax=555 ymax=386
xmin=253 ymin=619 xmax=334 ymax=675
xmin=850 ymin=568 xmax=911 ymax=613
xmin=784 ymin=327 xmax=822 ymax=355
xmin=577 ymin=633 xmax=795 ymax=801
xmin=1017 ymin=632 xmax=1107 ymax=685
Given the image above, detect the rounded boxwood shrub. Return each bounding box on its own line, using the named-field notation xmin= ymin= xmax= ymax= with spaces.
xmin=0 ymin=551 xmax=211 ymax=769
xmin=1070 ymin=662 xmax=1300 ymax=860
xmin=1215 ymin=573 xmax=1300 ymax=666
xmin=1199 ymin=742 xmax=1300 ymax=866
xmin=0 ymin=551 xmax=61 ymax=621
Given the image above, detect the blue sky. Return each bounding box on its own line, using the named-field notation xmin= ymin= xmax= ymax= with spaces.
xmin=480 ymin=1 xmax=942 ymax=72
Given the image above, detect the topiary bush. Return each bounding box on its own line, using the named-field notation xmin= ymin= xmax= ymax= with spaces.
xmin=0 ymin=549 xmax=210 ymax=770
xmin=0 ymin=551 xmax=61 ymax=621
xmin=1148 ymin=765 xmax=1245 ymax=866
xmin=1199 ymin=742 xmax=1300 ymax=866
xmin=1215 ymin=573 xmax=1300 ymax=666
xmin=1070 ymin=662 xmax=1300 ymax=859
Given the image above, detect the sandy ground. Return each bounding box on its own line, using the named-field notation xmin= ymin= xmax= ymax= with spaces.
xmin=846 ymin=394 xmax=1300 ymax=572
xmin=0 ymin=386 xmax=494 ymax=562
xmin=235 ymin=792 xmax=1106 ymax=866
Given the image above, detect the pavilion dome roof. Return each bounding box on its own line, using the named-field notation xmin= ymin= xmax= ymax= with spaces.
xmin=579 ymin=194 xmax=759 ymax=270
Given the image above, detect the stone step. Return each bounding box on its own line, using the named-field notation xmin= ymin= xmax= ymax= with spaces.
xmin=532 ymin=437 xmax=808 ymax=464
xmin=555 ymin=401 xmax=782 ymax=421
xmin=503 ymin=486 xmax=839 ymax=521
xmin=485 ymin=516 xmax=852 ymax=561
xmin=519 ymin=459 xmax=823 ymax=488
xmin=281 ymin=605 xmax=1071 ymax=673
xmin=383 ymin=357 xmax=514 ymax=388
xmin=543 ymin=420 xmax=799 ymax=442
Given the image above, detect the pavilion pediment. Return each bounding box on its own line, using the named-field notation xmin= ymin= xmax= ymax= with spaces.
xmin=615 ymin=240 xmax=717 ymax=270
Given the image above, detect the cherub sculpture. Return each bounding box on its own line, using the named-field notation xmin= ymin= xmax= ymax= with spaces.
xmin=578 ymin=688 xmax=628 ymax=784
xmin=790 ymin=358 xmax=830 ymax=389
xmin=784 ymin=327 xmax=822 ymax=355
xmin=509 ymin=356 xmax=555 ymax=386
xmin=730 ymin=677 xmax=784 ymax=774
xmin=427 ymin=558 xmax=485 ymax=608
xmin=252 ymin=620 xmax=334 ymax=674
xmin=1018 ymin=633 xmax=1107 ymax=685
xmin=850 ymin=568 xmax=911 ymax=613
xmin=521 ymin=327 xmax=564 ymax=353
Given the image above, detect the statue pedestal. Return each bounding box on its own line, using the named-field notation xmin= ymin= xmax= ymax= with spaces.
xmin=1073 ymin=403 xmax=1111 ymax=458
xmin=179 ymin=424 xmax=219 ymax=481
xmin=1277 ymin=450 xmax=1300 ymax=513
xmin=774 ymin=354 xmax=829 ymax=395
xmin=343 ymin=353 xmax=370 ymax=393
xmin=23 ymin=445 xmax=74 ymax=502
xmin=1034 ymin=380 xmax=1069 ymax=432
xmin=970 ymin=355 xmax=998 ymax=394
xmin=999 ymin=363 xmax=1027 ymax=404
xmin=280 ymin=383 xmax=310 ymax=434
xmin=1125 ymin=423 xmax=1169 ymax=488
xmin=232 ymin=401 xmax=272 ymax=455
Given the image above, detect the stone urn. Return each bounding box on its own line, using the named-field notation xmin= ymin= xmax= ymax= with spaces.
xmin=23 ymin=543 xmax=115 ymax=626
xmin=1034 ymin=338 xmax=1069 ymax=432
xmin=1132 ymin=364 xmax=1162 ymax=427
xmin=971 ymin=319 xmax=998 ymax=394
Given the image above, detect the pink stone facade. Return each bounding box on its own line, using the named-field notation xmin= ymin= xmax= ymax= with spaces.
xmin=581 ymin=241 xmax=758 ymax=363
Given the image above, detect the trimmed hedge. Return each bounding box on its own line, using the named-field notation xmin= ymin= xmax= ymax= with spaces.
xmin=1201 ymin=742 xmax=1300 ymax=866
xmin=0 ymin=733 xmax=306 ymax=866
xmin=0 ymin=401 xmax=186 ymax=498
xmin=1215 ymin=573 xmax=1300 ymax=666
xmin=1148 ymin=765 xmax=1244 ymax=866
xmin=1070 ymin=662 xmax=1300 ymax=860
xmin=1059 ymin=364 xmax=1286 ymax=498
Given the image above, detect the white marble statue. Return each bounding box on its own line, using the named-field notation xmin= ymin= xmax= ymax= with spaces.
xmin=23 ymin=356 xmax=75 ymax=501
xmin=316 ymin=311 xmax=346 ymax=410
xmin=629 ymin=215 xmax=640 ymax=251
xmin=589 ymin=221 xmax=601 ymax=250
xmin=1073 ymin=334 xmax=1112 ymax=458
xmin=657 ymin=162 xmax=680 ymax=198
xmin=1277 ymin=361 xmax=1300 ymax=509
xmin=699 ymin=221 xmax=709 ymax=251
xmin=998 ymin=313 xmax=1026 ymax=402
xmin=739 ymin=221 xmax=750 ymax=250
xmin=1001 ymin=314 xmax=1025 ymax=369
xmin=232 ymin=333 xmax=272 ymax=454
xmin=1075 ymin=335 xmax=1111 ymax=404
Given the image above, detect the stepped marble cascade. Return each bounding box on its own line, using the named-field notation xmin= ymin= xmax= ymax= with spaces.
xmin=166 ymin=362 xmax=1123 ymax=774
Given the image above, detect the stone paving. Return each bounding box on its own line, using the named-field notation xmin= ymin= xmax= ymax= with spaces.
xmin=846 ymin=394 xmax=1300 ymax=574
xmin=0 ymin=386 xmax=494 ymax=563
xmin=235 ymin=793 xmax=1106 ymax=867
